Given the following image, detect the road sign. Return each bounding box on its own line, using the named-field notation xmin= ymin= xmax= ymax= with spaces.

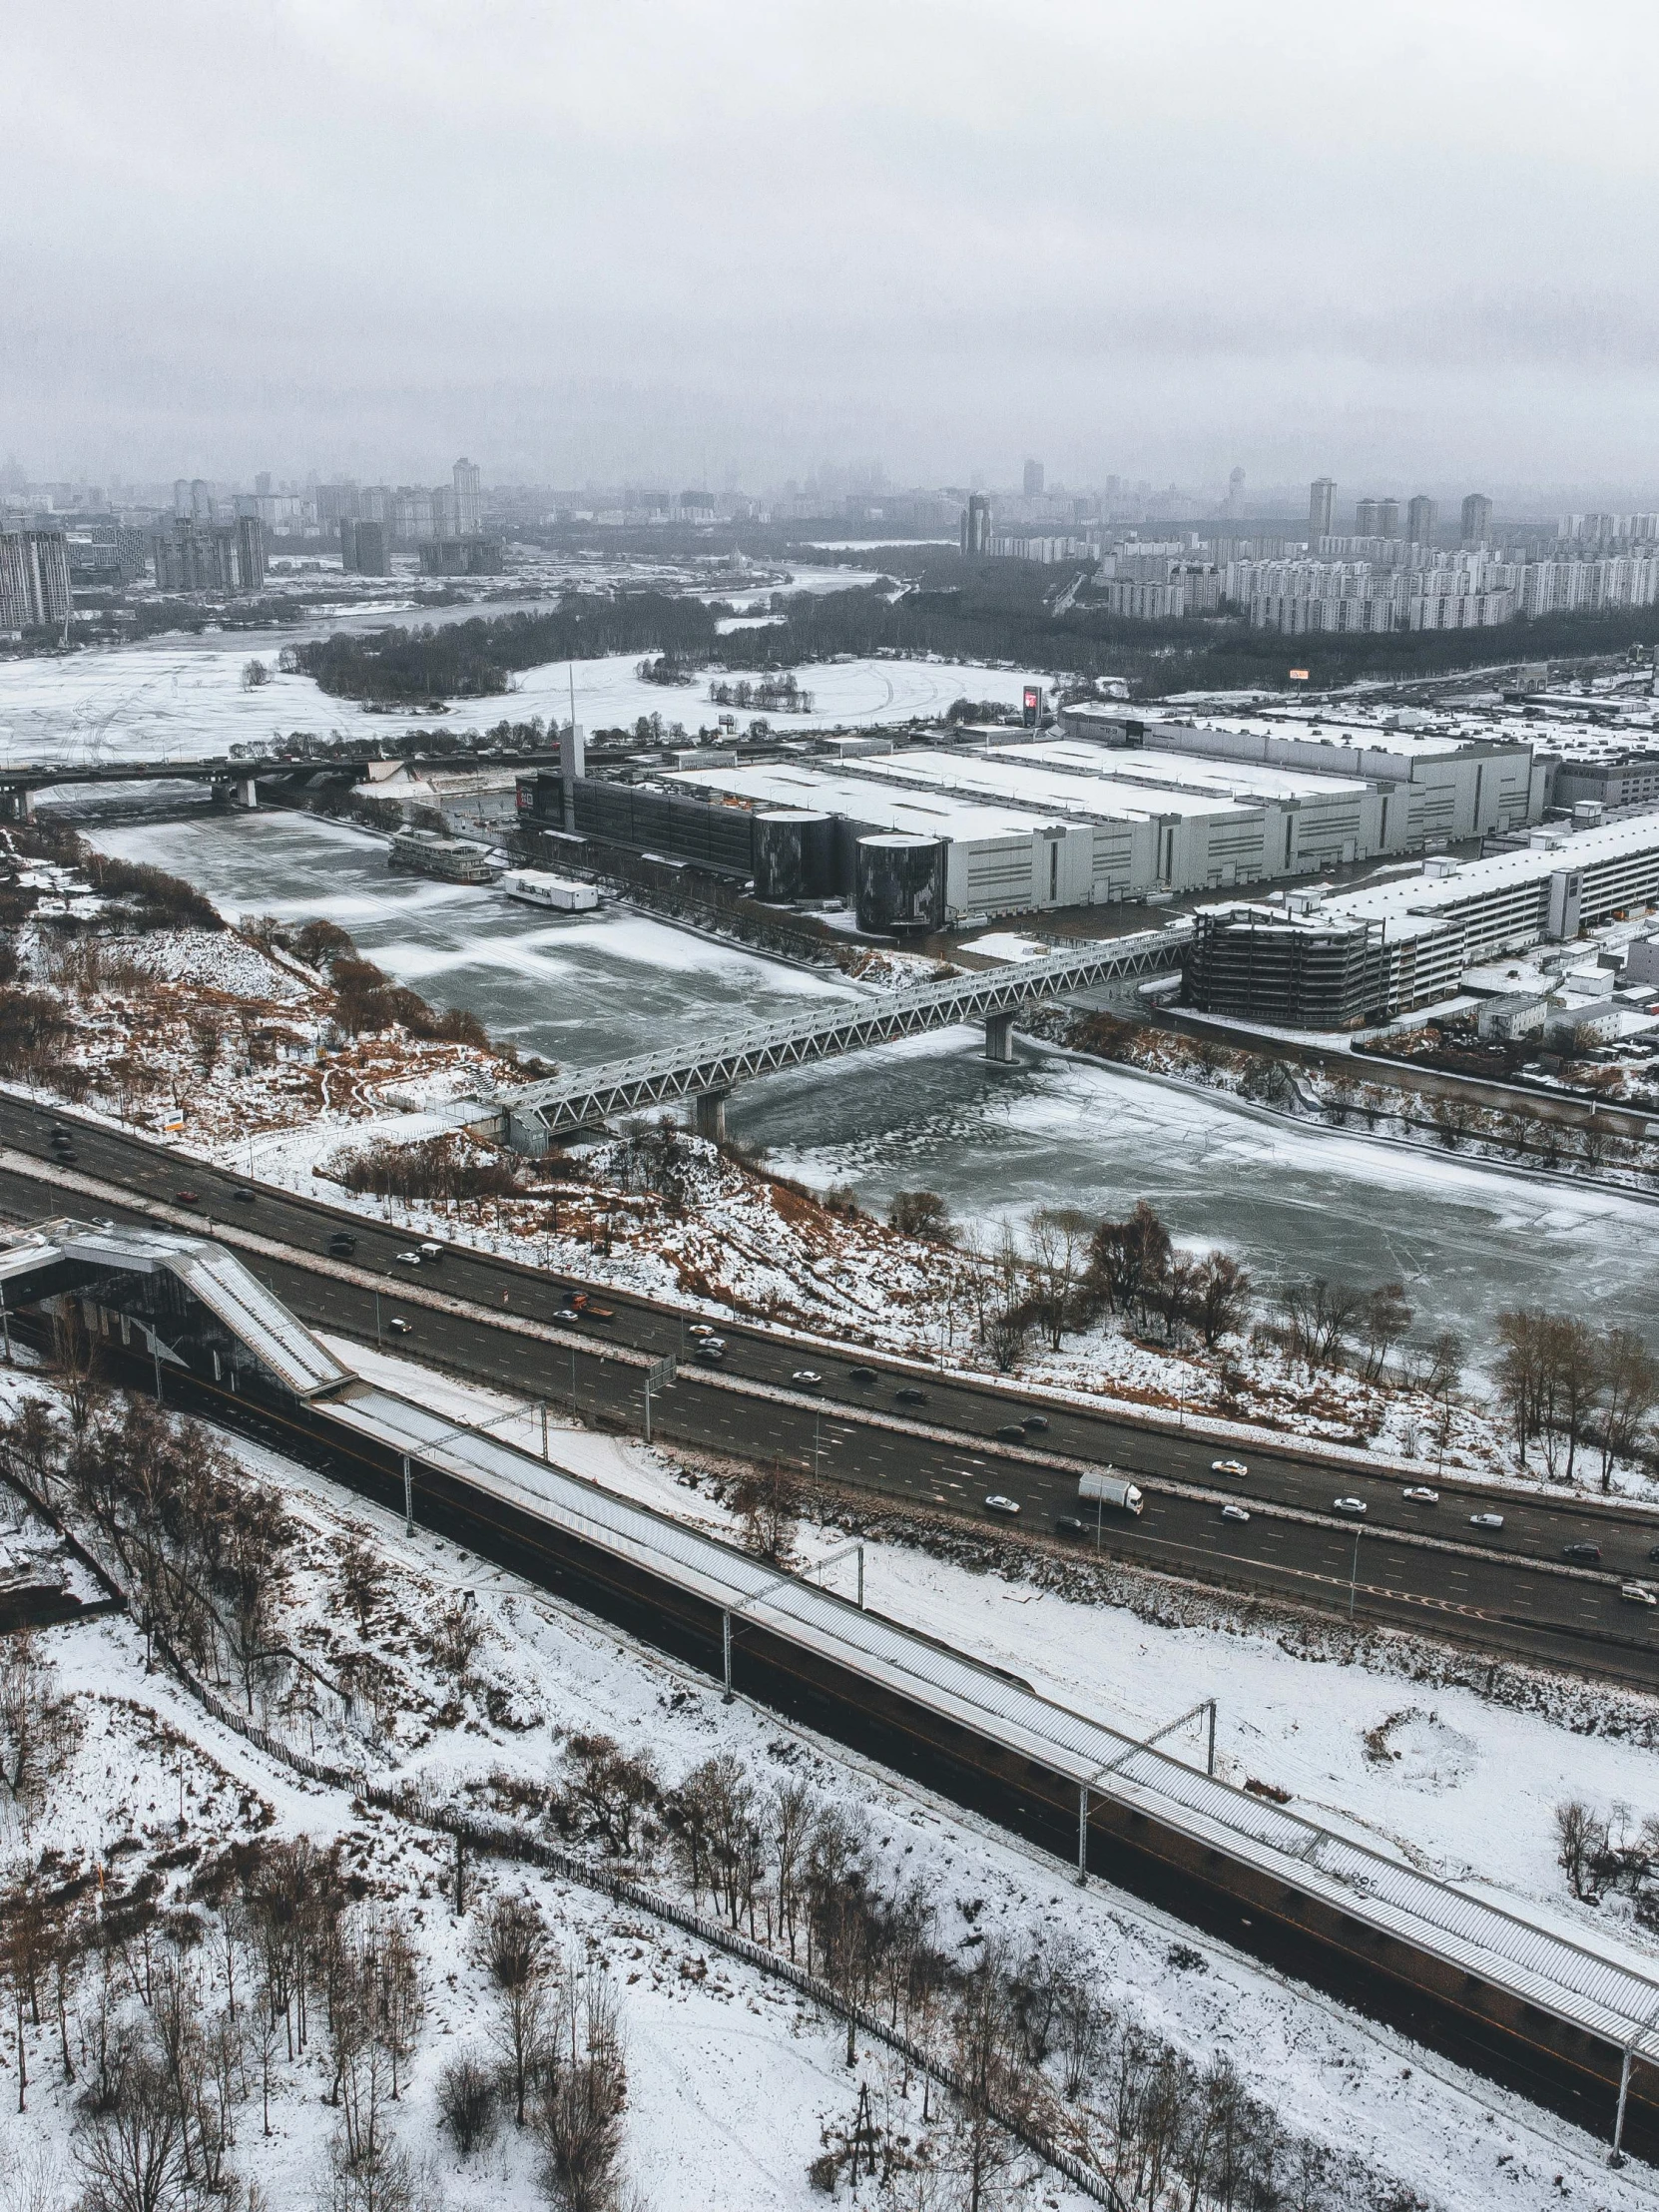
xmin=645 ymin=1355 xmax=677 ymax=1388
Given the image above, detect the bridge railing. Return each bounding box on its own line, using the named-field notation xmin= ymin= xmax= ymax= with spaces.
xmin=503 ymin=924 xmax=1191 ymax=1133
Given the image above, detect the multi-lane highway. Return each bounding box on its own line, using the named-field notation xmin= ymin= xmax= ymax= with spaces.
xmin=1 ymin=1089 xmax=1656 ymax=1685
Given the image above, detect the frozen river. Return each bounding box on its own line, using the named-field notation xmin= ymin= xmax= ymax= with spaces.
xmin=89 ymin=813 xmax=1659 ymax=1358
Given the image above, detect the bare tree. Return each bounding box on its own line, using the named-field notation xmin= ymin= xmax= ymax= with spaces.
xmin=535 ymin=1968 xmax=629 ymax=2212
xmin=560 ymin=1735 xmax=660 ymax=1859
xmin=74 ymin=2049 xmax=191 ymax=2212
xmin=1359 ymin=1284 xmax=1412 ymax=1382
xmin=731 ymin=1461 xmax=801 ymax=1566
xmin=480 ymin=1893 xmax=551 ymax=2126
xmin=336 ymin=1537 xmax=389 ymax=1636
xmin=1595 ymin=1329 xmax=1659 ymax=1491
xmin=1025 ymin=1208 xmax=1091 ymax=1352
xmin=437 ymin=2051 xmax=498 ymax=2155
xmin=1194 ymin=1252 xmax=1252 ymax=1350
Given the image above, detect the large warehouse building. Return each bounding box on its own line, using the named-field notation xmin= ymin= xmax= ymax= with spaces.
xmin=516 ymin=711 xmax=1550 ymax=934
xmin=1183 ymin=813 xmax=1659 ymax=1028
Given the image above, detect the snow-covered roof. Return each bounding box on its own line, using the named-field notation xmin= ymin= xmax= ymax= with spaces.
xmin=849 ymin=746 xmax=1266 ymax=823
xmin=662 ymin=762 xmax=1080 ymax=842
xmin=987 ymin=737 xmax=1373 ymax=804
xmin=0 ymin=1219 xmax=351 ymax=1399
xmin=325 ymin=1379 xmax=1659 ymax=2066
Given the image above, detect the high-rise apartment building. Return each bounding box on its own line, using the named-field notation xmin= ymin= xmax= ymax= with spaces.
xmin=1405 ymin=495 xmax=1437 ymax=545
xmin=315 ymin=482 xmax=358 ymax=532
xmin=1461 ymin=492 xmax=1493 ymax=546
xmin=339 ymin=518 xmax=388 ymax=576
xmin=1022 ymin=459 xmax=1044 ymax=497
xmin=453 ymin=457 xmax=482 ymax=535
xmin=1355 ymin=499 xmax=1380 ymax=535
xmin=960 ymin=493 xmax=992 ymax=556
xmin=153 ymin=516 xmax=266 ymax=594
xmin=0 ymin=528 xmax=72 ymax=634
xmin=1309 ymin=477 xmax=1336 ymax=540
xmin=1378 ymin=499 xmax=1400 ymax=539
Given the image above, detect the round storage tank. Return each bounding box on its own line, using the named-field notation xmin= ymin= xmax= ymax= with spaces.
xmin=854 ymin=832 xmax=946 ymax=935
xmin=754 ymin=810 xmax=833 ymax=902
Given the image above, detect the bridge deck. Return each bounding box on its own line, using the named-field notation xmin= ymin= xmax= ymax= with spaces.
xmin=503 ymin=929 xmax=1191 ymax=1142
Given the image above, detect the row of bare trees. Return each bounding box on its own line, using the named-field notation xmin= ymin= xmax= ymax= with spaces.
xmin=524 ymin=1737 xmax=1399 ymax=2211
xmin=3 ymin=1383 xmax=295 ymax=1716
xmin=446 ymin=1892 xmax=630 ymax=2210
xmin=0 ymin=1829 xmax=432 ymax=2212
xmin=1495 ymin=1311 xmax=1659 ymax=1486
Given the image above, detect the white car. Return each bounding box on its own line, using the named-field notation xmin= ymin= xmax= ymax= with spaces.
xmin=1401 ymin=1486 xmax=1439 ymax=1504
xmin=791 ymin=1370 xmax=824 ymax=1388
xmin=1333 ymin=1496 xmax=1367 ymax=1516
xmin=1619 ymin=1583 xmax=1658 ymax=1608
xmin=983 ymin=1494 xmax=1021 ymax=1517
xmin=1212 ymin=1459 xmax=1249 ymax=1478
xmin=1221 ymin=1503 xmax=1251 ymax=1524
xmin=1469 ymin=1512 xmax=1504 ymax=1531
xmin=395 ymin=1250 xmax=421 ymax=1266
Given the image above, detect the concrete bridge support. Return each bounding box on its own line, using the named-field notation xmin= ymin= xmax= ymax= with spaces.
xmin=984 ymin=1011 xmax=1016 ymax=1062
xmin=693 ymin=1088 xmax=730 ymax=1143
xmin=0 ymin=788 xmax=37 ymax=825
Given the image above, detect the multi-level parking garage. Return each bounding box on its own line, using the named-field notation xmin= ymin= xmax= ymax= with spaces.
xmin=1185 ymin=811 xmax=1659 ymax=1026
xmin=3 ymin=1211 xmax=1657 ymax=2158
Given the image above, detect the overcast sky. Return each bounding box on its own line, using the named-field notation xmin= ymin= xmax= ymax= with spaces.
xmin=5 ymin=1 xmax=1657 ymax=503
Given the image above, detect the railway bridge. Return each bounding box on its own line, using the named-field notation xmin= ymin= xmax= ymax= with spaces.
xmin=499 ymin=927 xmax=1192 ymax=1146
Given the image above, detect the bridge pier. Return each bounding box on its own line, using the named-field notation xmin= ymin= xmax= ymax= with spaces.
xmin=984 ymin=1011 xmax=1016 ymax=1063
xmin=0 ymin=787 xmax=36 ymax=825
xmin=693 ymin=1088 xmax=730 ymax=1143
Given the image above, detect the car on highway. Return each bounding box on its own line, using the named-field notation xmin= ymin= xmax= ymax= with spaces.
xmin=1620 ymin=1583 xmax=1658 ymax=1607
xmin=418 ymin=1242 xmax=443 ymax=1262
xmin=689 ymin=1323 xmax=719 ymax=1339
xmin=983 ymin=1494 xmax=1020 ymax=1516
xmin=1333 ymin=1496 xmax=1367 ymax=1516
xmin=566 ymin=1294 xmax=615 ymax=1322
xmin=232 ymin=1187 xmax=256 ymax=1205
xmin=1401 ymin=1486 xmax=1439 ymax=1504
xmin=1054 ymin=1515 xmax=1085 ymax=1536
xmin=1021 ymin=1414 xmax=1049 ymax=1433
xmin=895 ymin=1385 xmax=927 ymax=1405
xmin=791 ymin=1370 xmax=824 ymax=1388
xmin=396 ymin=1251 xmax=422 ymax=1267
xmin=327 ymin=1234 xmax=356 ymax=1256
xmin=1221 ymin=1503 xmax=1251 ymax=1524
xmin=994 ymin=1423 xmax=1027 ymax=1442
xmin=1562 ymin=1542 xmax=1603 ymax=1565
xmin=174 ymin=1190 xmax=200 ymax=1206
xmin=695 ymin=1343 xmax=726 ymax=1365
xmin=1212 ymin=1459 xmax=1249 ymax=1478
xmin=387 ymin=1318 xmax=412 ymax=1335
xmin=54 ymin=1149 xmax=77 ymax=1164
xmin=1469 ymin=1512 xmax=1504 ymax=1531
xmin=847 ymin=1366 xmax=877 ymax=1383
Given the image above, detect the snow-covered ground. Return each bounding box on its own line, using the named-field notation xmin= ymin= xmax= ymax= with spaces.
xmin=5 ymin=1349 xmax=1655 ymax=2212
xmin=0 ymin=644 xmax=1042 ymax=770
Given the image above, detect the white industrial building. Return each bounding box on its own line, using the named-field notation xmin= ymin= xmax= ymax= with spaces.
xmin=1184 ymin=814 xmax=1659 ymax=1028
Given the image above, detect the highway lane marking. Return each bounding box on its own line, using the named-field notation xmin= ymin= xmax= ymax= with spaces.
xmin=0 ymin=1145 xmax=1648 ymax=1610
xmin=10 ymin=1132 xmax=1646 ymax=1540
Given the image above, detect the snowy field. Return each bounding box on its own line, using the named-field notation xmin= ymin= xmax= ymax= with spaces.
xmin=0 ymin=643 xmax=1040 ymax=769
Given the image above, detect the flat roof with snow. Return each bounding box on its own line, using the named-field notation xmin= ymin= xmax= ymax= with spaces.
xmin=663 ymin=762 xmax=1076 ymax=842
xmin=844 ymin=748 xmax=1254 ymax=824
xmin=990 ymin=737 xmax=1372 ymax=805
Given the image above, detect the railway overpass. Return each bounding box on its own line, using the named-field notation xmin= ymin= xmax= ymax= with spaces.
xmin=500 ymin=927 xmax=1192 ymax=1146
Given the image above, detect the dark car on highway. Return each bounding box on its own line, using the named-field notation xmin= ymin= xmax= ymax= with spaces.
xmin=1054 ymin=1515 xmax=1085 ymax=1537
xmin=995 ymin=1423 xmax=1027 ymax=1443
xmin=1562 ymin=1542 xmax=1602 ymax=1565
xmin=895 ymin=1385 xmax=927 ymax=1405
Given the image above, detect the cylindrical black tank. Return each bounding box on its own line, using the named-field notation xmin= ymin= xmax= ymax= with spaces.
xmin=754 ymin=810 xmax=834 ymax=901
xmin=854 ymin=833 xmax=947 ymax=934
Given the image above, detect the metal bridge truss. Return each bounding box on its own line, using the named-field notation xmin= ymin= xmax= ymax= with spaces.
xmin=501 ymin=927 xmax=1191 ymax=1147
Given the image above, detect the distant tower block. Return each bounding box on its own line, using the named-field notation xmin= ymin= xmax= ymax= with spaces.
xmin=1308 ymin=477 xmax=1336 ymax=541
